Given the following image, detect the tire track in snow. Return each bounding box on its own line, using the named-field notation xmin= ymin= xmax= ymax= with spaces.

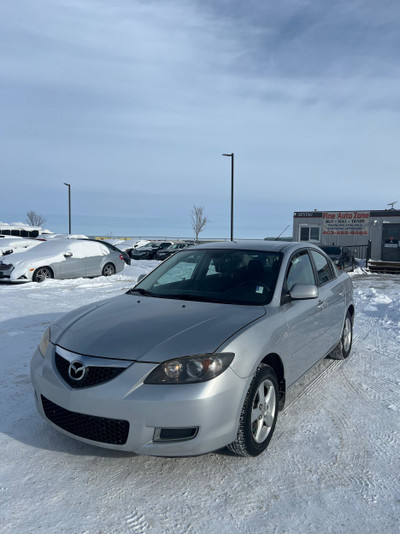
xmin=271 ymin=319 xmax=398 ymax=503
xmin=125 ymin=511 xmax=151 ymax=533
xmin=352 ymin=314 xmax=376 ymax=344
xmin=329 ymin=408 xmax=400 ymax=503
xmin=283 ymin=359 xmax=344 ymax=413
xmin=155 ymin=504 xmax=198 ymax=534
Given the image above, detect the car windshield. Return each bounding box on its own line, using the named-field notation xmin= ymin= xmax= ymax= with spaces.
xmin=130 ymin=248 xmax=282 ymax=305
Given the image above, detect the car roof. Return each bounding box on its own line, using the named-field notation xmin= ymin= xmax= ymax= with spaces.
xmin=7 ymin=238 xmax=111 ymax=260
xmin=188 ymin=240 xmax=302 ymax=254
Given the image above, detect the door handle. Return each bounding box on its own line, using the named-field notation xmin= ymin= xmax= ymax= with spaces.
xmin=317 ymin=300 xmax=327 ymax=310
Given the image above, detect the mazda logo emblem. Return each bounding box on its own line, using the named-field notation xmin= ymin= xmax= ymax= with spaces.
xmin=68 ymin=360 xmax=87 ymax=381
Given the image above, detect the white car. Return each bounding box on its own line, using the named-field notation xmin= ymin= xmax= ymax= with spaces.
xmin=0 ymin=236 xmax=41 ymax=256
xmin=0 ymin=238 xmax=125 ymax=282
xmin=115 ymin=239 xmax=151 ymax=251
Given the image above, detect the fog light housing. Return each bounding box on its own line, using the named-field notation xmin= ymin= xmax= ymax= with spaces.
xmin=153 ymin=427 xmax=198 ymax=442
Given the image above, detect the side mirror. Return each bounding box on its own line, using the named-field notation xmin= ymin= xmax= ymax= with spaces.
xmin=290 ymin=284 xmax=318 ymax=300
xmin=64 ymin=252 xmax=73 ymax=258
xmin=137 ymin=273 xmax=146 ymax=282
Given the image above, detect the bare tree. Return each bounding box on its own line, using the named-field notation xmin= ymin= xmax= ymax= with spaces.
xmin=25 ymin=210 xmax=46 ymax=227
xmin=191 ymin=205 xmax=208 ymax=243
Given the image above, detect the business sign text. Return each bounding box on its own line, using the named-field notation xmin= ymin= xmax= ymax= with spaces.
xmin=322 ymin=212 xmax=370 ymax=236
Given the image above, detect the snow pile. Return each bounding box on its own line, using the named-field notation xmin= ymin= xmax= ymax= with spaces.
xmin=355 ymin=276 xmax=400 ymax=327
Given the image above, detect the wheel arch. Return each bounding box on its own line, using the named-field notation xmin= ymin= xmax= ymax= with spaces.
xmin=33 ymin=265 xmax=54 ymax=281
xmin=347 ymin=304 xmax=355 ymax=321
xmin=259 ymin=353 xmax=286 ymax=410
xmin=102 ymin=262 xmax=116 ymax=275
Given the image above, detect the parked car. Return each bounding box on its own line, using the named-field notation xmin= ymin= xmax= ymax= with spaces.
xmin=115 ymin=239 xmax=151 ymax=257
xmin=154 ymin=242 xmax=191 ymax=260
xmin=31 ymin=241 xmax=354 ymax=457
xmin=319 ymin=246 xmax=356 ymax=272
xmin=83 ymin=239 xmax=131 ymax=265
xmin=130 ymin=241 xmax=172 ymax=260
xmin=0 ymin=236 xmax=41 ymax=256
xmin=0 ymin=238 xmax=125 ymax=282
xmin=35 ymin=233 xmax=89 ymax=240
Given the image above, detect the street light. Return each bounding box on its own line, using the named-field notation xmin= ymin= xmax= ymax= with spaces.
xmin=222 ymin=152 xmax=234 ymax=241
xmin=64 ymin=182 xmax=71 ymax=235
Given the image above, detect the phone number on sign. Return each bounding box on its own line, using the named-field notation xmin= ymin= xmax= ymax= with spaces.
xmin=323 ymin=231 xmax=368 ymax=236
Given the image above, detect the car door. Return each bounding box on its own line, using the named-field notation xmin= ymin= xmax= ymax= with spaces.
xmin=59 ymin=242 xmax=87 ymax=279
xmin=84 ymin=241 xmax=110 ymax=276
xmin=309 ymin=249 xmax=344 ymax=352
xmin=282 ymin=250 xmax=327 ymax=385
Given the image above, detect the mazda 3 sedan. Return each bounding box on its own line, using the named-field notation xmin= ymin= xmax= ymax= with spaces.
xmin=31 ymin=241 xmax=354 ymax=457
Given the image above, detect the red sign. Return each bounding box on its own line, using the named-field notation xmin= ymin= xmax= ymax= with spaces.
xmin=322 ymin=212 xmax=370 ymax=237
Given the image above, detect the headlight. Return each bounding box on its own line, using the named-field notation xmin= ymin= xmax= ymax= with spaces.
xmin=38 ymin=326 xmax=51 ymax=357
xmin=144 ymin=353 xmax=235 ymax=384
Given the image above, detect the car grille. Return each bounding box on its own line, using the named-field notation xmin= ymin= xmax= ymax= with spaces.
xmin=41 ymin=396 xmax=129 ymax=445
xmin=55 ymin=352 xmax=126 ymax=389
xmin=0 ymin=263 xmax=12 ymax=270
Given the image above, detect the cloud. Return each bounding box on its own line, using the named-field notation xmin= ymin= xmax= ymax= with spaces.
xmin=0 ymin=0 xmax=399 ymax=237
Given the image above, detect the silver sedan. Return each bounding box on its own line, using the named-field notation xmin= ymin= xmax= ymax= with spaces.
xmin=31 ymin=241 xmax=354 ymax=457
xmin=0 ymin=238 xmax=125 ymax=282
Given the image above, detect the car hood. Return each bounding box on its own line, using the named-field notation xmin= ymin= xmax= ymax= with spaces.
xmin=53 ymin=294 xmax=266 ymax=362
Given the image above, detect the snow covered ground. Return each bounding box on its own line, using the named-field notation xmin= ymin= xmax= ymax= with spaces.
xmin=1 ymin=263 xmax=399 ymax=533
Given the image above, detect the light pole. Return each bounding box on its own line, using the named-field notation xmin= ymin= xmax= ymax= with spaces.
xmin=64 ymin=182 xmax=71 ymax=234
xmin=222 ymin=153 xmax=234 ymax=241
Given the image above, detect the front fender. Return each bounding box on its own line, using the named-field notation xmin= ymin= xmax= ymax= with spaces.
xmin=217 ymin=307 xmax=289 ymax=379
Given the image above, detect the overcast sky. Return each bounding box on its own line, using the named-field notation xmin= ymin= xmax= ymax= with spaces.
xmin=1 ymin=0 xmax=399 ymax=238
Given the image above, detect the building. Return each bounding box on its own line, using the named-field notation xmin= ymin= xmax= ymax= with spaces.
xmin=293 ymin=210 xmax=400 ymax=262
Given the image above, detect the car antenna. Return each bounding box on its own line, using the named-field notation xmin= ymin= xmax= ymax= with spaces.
xmin=274 ymin=225 xmax=290 ymax=241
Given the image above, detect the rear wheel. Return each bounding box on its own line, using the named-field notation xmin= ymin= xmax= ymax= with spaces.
xmin=227 ymin=364 xmax=279 ymax=457
xmin=102 ymin=263 xmax=116 ymax=276
xmin=33 ymin=266 xmax=53 ymax=283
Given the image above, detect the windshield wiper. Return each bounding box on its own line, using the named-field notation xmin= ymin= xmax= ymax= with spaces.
xmin=162 ymin=293 xmax=225 ymax=303
xmin=127 ymin=288 xmax=154 ymax=296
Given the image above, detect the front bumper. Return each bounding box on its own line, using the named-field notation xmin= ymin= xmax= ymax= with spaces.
xmin=0 ymin=264 xmax=32 ymax=282
xmin=30 ymin=345 xmax=247 ymax=456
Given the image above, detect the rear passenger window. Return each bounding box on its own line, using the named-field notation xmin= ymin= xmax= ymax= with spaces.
xmin=310 ymin=250 xmax=335 ymax=285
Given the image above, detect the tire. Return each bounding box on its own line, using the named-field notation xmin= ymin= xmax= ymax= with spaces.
xmin=33 ymin=266 xmax=53 ymax=283
xmin=102 ymin=263 xmax=116 ymax=276
xmin=330 ymin=311 xmax=353 ymax=360
xmin=227 ymin=364 xmax=279 ymax=457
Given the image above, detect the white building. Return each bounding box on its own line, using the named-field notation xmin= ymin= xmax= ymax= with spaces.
xmin=0 ymin=221 xmax=50 ymax=239
xmin=293 ymin=210 xmax=400 ymax=262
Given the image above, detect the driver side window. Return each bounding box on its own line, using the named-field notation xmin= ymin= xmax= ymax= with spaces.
xmin=286 ymin=251 xmax=315 ymax=291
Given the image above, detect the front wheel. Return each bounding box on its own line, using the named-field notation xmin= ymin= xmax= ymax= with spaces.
xmin=33 ymin=266 xmax=53 ymax=283
xmin=102 ymin=263 xmax=116 ymax=276
xmin=227 ymin=364 xmax=279 ymax=457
